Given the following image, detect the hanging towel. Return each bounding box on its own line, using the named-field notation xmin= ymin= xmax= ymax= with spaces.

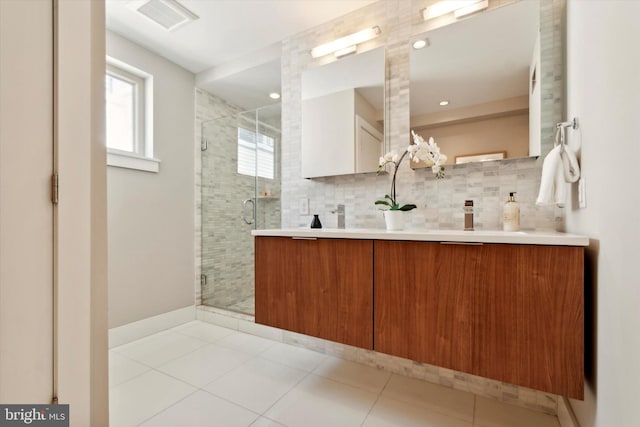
xmin=536 ymin=145 xmax=566 ymax=206
xmin=560 ymin=144 xmax=581 ymax=183
xmin=536 ymin=122 xmax=582 ymax=207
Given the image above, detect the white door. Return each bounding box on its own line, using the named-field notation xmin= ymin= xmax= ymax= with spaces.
xmin=355 ymin=114 xmax=383 ymax=173
xmin=0 ymin=0 xmax=54 ymax=403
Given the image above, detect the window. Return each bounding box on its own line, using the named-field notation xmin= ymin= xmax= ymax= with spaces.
xmin=106 ymin=64 xmax=144 ymax=153
xmin=105 ymin=59 xmax=159 ymax=172
xmin=237 ymin=127 xmax=275 ymax=179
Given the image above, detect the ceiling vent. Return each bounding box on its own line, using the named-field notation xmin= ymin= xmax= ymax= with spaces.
xmin=129 ymin=0 xmax=199 ymax=31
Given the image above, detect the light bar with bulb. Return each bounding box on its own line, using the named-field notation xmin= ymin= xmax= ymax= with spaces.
xmin=334 ymin=45 xmax=357 ymax=58
xmin=310 ymin=26 xmax=381 ymax=59
xmin=454 ymin=0 xmax=488 ymax=18
xmin=422 ymin=0 xmax=484 ymax=21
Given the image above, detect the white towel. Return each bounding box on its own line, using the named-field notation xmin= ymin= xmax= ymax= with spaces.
xmin=560 ymin=145 xmax=581 ymax=183
xmin=536 ymin=146 xmax=566 ymax=206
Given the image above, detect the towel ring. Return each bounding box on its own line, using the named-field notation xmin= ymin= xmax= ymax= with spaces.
xmin=556 ymin=117 xmax=579 ymax=130
xmin=555 ymin=117 xmax=579 ymax=153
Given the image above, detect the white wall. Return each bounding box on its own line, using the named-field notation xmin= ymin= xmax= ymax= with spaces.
xmin=565 ymin=1 xmax=640 ymax=426
xmin=106 ymin=31 xmax=195 ymax=328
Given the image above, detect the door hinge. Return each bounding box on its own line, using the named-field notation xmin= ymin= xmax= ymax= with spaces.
xmin=201 ymin=137 xmax=208 ymax=151
xmin=200 ymin=274 xmax=207 ymax=286
xmin=51 ymin=396 xmax=58 ymax=404
xmin=51 ymin=173 xmax=59 ymax=205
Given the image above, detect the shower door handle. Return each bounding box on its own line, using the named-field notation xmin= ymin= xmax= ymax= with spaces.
xmin=242 ymin=198 xmax=255 ymax=225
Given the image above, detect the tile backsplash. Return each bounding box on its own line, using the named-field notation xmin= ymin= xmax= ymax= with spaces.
xmin=280 ymin=0 xmax=565 ymax=231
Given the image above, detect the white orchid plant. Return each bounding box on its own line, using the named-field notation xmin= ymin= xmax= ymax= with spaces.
xmin=374 ymin=131 xmax=447 ymax=211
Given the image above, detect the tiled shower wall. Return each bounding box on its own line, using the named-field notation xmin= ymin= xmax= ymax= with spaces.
xmin=280 ymin=0 xmax=565 ymax=230
xmin=195 ymin=89 xmax=281 ymax=313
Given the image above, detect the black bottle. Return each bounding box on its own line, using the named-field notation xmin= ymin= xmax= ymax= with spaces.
xmin=310 ymin=214 xmax=322 ymax=229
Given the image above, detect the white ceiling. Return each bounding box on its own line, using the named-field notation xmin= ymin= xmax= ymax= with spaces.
xmin=106 ymin=0 xmax=377 ymax=109
xmin=410 ymin=0 xmax=540 ymax=115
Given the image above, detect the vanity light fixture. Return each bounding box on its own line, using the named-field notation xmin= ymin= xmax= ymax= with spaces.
xmin=310 ymin=26 xmax=381 ymax=59
xmin=439 ymin=100 xmax=450 ymax=106
xmin=269 ymin=92 xmax=281 ymax=100
xmin=422 ymin=0 xmax=488 ymax=21
xmin=412 ymin=39 xmax=430 ymax=49
xmin=454 ymin=0 xmax=489 ymax=18
xmin=334 ymin=45 xmax=357 ymax=58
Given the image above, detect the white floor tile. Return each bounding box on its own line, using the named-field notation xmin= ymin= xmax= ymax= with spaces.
xmin=114 ymin=330 xmax=207 ymax=367
xmin=363 ymin=396 xmax=473 ymax=427
xmin=139 ymin=390 xmax=259 ymax=427
xmin=157 ymin=343 xmax=253 ymax=388
xmin=474 ymin=397 xmax=560 ymax=427
xmin=260 ymin=342 xmax=327 ymax=372
xmin=204 ymin=358 xmax=308 ymax=414
xmin=171 ymin=320 xmax=235 ymax=343
xmin=313 ymin=356 xmax=391 ymax=393
xmin=109 ymin=370 xmax=196 ymax=427
xmin=381 ymin=375 xmax=475 ymax=423
xmin=215 ymin=331 xmax=276 ymax=356
xmin=264 ymin=374 xmax=378 ymax=427
xmin=250 ymin=417 xmax=286 ymax=427
xmin=109 ymin=351 xmax=150 ymax=387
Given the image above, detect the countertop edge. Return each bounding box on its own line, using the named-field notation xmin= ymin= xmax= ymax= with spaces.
xmin=251 ymin=228 xmax=590 ymax=246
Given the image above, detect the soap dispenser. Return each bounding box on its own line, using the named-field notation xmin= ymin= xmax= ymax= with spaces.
xmin=503 ymin=192 xmax=520 ymax=231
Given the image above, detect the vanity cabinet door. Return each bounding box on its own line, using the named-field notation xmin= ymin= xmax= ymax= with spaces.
xmin=255 ymin=237 xmax=373 ymax=349
xmin=374 ymin=241 xmax=480 ymax=374
xmin=474 ymin=244 xmax=584 ymax=399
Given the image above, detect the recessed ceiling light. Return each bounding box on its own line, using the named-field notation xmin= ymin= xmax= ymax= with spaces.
xmin=269 ymin=92 xmax=280 ymax=100
xmin=439 ymin=100 xmax=449 ymax=106
xmin=412 ymin=39 xmax=429 ymax=49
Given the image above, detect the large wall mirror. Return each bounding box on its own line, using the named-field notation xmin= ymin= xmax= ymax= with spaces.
xmin=301 ymin=46 xmax=385 ymax=178
xmin=410 ymin=0 xmax=541 ymax=167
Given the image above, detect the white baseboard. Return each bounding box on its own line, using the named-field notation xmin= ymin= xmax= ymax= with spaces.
xmin=109 ymin=306 xmax=196 ymax=348
xmin=558 ymin=397 xmax=580 ymax=427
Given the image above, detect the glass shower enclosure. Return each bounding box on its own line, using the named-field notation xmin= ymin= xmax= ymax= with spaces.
xmin=200 ymin=104 xmax=281 ymax=315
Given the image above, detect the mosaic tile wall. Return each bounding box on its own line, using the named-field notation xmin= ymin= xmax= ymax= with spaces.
xmin=280 ymin=0 xmax=565 ymax=231
xmin=195 ymin=90 xmax=282 ymax=314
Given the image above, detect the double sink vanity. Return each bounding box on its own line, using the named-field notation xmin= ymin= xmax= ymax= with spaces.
xmin=253 ymin=228 xmax=587 ymax=399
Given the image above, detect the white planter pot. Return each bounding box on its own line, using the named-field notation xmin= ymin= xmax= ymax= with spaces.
xmin=384 ymin=210 xmax=405 ymax=231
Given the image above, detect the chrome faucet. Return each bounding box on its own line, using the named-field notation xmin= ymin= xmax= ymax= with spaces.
xmin=331 ymin=204 xmax=346 ymax=229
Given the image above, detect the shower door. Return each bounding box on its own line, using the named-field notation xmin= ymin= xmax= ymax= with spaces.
xmin=201 ymin=104 xmax=280 ymax=315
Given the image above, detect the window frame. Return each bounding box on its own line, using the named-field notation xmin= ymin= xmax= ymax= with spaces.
xmin=105 ymin=57 xmax=160 ymax=173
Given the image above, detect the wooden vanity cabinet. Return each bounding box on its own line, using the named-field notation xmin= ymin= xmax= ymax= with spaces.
xmin=255 ymin=236 xmax=373 ymax=349
xmin=373 ymin=241 xmax=479 ymax=374
xmin=374 ymin=240 xmax=584 ymax=399
xmin=474 ymin=243 xmax=584 ymax=398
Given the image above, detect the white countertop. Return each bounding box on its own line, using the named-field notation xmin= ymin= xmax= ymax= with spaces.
xmin=252 ymin=228 xmax=589 ymax=246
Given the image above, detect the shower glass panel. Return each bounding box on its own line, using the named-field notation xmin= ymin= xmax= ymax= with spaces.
xmin=201 ymin=103 xmax=281 ymax=315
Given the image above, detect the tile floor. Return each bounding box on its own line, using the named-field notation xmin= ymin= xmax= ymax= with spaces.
xmin=109 ymin=321 xmax=561 ymax=427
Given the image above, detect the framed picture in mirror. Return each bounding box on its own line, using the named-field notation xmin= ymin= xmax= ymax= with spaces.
xmin=455 ymin=151 xmax=505 ymax=164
